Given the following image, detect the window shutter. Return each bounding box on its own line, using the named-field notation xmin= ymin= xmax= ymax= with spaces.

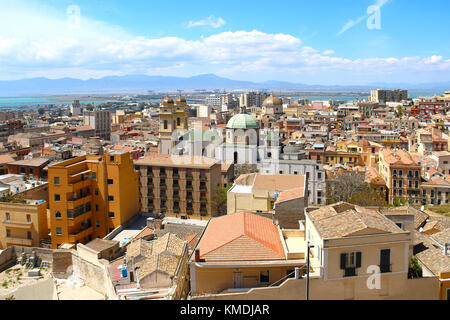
xmin=340 ymin=253 xmax=346 ymax=269
xmin=356 ymin=252 xmax=362 ymax=268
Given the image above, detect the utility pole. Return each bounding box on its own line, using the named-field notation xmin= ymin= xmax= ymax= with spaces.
xmin=306 ymin=241 xmax=314 ymax=300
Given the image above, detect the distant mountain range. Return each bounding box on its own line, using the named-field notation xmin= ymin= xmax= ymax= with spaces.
xmin=0 ymin=74 xmax=449 ymax=96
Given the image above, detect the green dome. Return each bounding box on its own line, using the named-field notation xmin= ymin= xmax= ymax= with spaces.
xmin=226 ymin=113 xmax=259 ymax=129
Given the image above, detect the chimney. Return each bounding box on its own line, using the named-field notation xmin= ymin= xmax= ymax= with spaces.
xmin=146 ymin=217 xmax=155 ymax=229
xmin=194 ymin=249 xmax=200 ymax=262
xmin=154 ymin=219 xmax=162 ymax=230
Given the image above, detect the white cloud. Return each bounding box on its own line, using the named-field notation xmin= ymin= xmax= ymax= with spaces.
xmin=0 ymin=1 xmax=449 ymax=84
xmin=187 ymin=16 xmax=226 ymax=29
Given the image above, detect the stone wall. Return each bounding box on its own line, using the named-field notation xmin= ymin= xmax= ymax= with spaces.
xmin=0 ymin=247 xmax=16 ymax=272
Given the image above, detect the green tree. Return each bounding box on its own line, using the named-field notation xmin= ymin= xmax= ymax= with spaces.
xmin=211 ymin=183 xmax=232 ymax=217
xmin=38 ymin=107 xmax=45 ymax=115
xmin=395 ymin=105 xmax=404 ymax=117
xmin=408 ymin=256 xmax=423 ymax=279
xmin=347 ymin=185 xmax=388 ymax=207
xmin=326 ymin=171 xmax=367 ymax=204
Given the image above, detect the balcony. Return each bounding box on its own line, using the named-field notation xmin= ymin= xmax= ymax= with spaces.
xmin=186 ymin=195 xmax=193 ymax=200
xmin=67 ymin=194 xmax=92 ymax=208
xmin=2 ymin=220 xmax=32 ymax=229
xmin=5 ymin=237 xmax=33 ymax=246
xmin=159 ymin=184 xmax=167 ymax=189
xmin=199 ymin=185 xmax=207 ymax=192
xmin=173 ymin=173 xmax=180 ymax=179
xmin=186 ymin=185 xmax=193 ymax=191
xmin=199 ymin=175 xmax=207 ymax=181
xmin=343 ymin=267 xmax=357 ymax=277
xmin=379 ymin=264 xmax=392 ymax=273
xmin=67 ymin=211 xmax=92 ymax=227
xmin=186 ymin=174 xmax=193 ymax=180
xmin=148 ymin=193 xmax=154 ymax=198
xmin=68 ymin=226 xmax=93 ymax=242
xmin=159 ymin=172 xmax=167 ymax=178
xmin=173 ymin=184 xmax=180 ymax=190
xmin=173 ymin=194 xmax=180 ymax=200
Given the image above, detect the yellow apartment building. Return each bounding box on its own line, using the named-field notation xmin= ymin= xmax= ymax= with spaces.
xmin=0 ymin=200 xmax=48 ymax=249
xmin=48 ymin=151 xmax=139 ymax=249
xmin=324 ymin=140 xmax=361 ymax=167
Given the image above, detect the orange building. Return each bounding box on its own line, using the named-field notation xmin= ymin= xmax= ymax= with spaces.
xmin=48 ymin=151 xmax=139 ymax=249
xmin=378 ymin=149 xmax=421 ymax=205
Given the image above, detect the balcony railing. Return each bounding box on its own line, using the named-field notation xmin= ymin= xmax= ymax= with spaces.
xmin=186 ymin=174 xmax=193 ymax=180
xmin=186 ymin=185 xmax=193 ymax=191
xmin=2 ymin=220 xmax=32 ymax=229
xmin=343 ymin=267 xmax=357 ymax=277
xmin=199 ymin=175 xmax=207 ymax=181
xmin=5 ymin=237 xmax=33 ymax=246
xmin=379 ymin=264 xmax=392 ymax=273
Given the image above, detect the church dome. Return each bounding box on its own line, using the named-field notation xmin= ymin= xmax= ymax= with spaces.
xmin=263 ymin=94 xmax=282 ymax=107
xmin=226 ymin=109 xmax=259 ymax=129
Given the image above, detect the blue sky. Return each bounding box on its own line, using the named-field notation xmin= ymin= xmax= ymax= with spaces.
xmin=0 ymin=0 xmax=449 ymax=84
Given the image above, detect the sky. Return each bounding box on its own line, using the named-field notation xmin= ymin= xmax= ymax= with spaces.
xmin=0 ymin=0 xmax=449 ymax=85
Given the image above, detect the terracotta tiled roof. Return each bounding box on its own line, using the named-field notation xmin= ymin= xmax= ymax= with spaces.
xmin=197 ymin=212 xmax=286 ymax=261
xmin=431 ymin=228 xmax=450 ymax=247
xmin=275 ymin=188 xmax=305 ymax=204
xmin=413 ymin=230 xmax=450 ymax=275
xmin=234 ymin=173 xmax=305 ymax=192
xmin=133 ymin=227 xmax=154 ymax=240
xmin=0 ymin=154 xmax=15 ymax=164
xmin=381 ymin=149 xmax=418 ymax=166
xmin=308 ymin=202 xmax=401 ymax=239
xmin=423 ymin=220 xmax=445 ymax=233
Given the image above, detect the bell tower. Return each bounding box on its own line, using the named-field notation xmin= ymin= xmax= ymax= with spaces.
xmin=158 ymin=96 xmax=176 ymax=154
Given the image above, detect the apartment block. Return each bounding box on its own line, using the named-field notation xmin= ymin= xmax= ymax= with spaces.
xmin=134 ymin=155 xmax=222 ymax=219
xmin=48 ymin=151 xmax=139 ymax=249
xmin=370 ymin=89 xmax=408 ymax=103
xmin=378 ymin=149 xmax=422 ymax=204
xmin=0 ymin=200 xmax=48 ymax=249
xmin=83 ymin=109 xmax=112 ymax=139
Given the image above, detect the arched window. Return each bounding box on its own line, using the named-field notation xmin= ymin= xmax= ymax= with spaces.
xmin=164 ymin=120 xmax=168 ymax=129
xmin=55 ymin=211 xmax=61 ymax=218
xmin=177 ymin=118 xmax=181 ymax=126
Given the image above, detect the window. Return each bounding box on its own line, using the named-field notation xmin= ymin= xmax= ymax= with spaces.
xmin=259 ymin=270 xmax=270 ymax=284
xmin=54 ymin=177 xmax=60 ymax=185
xmin=380 ymin=249 xmax=391 ymax=273
xmin=27 ymin=231 xmax=32 ymax=240
xmin=110 ymin=156 xmax=115 ymax=162
xmin=318 ymin=172 xmax=322 ymax=179
xmin=55 ymin=211 xmax=61 ymax=218
xmin=107 ymin=179 xmax=113 ymax=185
xmin=108 ymin=212 xmax=115 ymax=218
xmin=96 ymin=220 xmax=100 ymax=228
xmin=6 ymin=229 xmax=10 ymax=237
xmin=340 ymin=252 xmax=361 ymax=277
xmin=95 ymin=204 xmax=99 ymax=212
xmin=94 ymin=188 xmax=99 ymax=195
xmin=92 ymin=172 xmax=97 ymax=180
xmin=108 ymin=195 xmax=114 ymax=202
xmin=56 ymin=227 xmax=62 ymax=235
xmin=5 ymin=213 xmax=10 ymax=221
xmin=54 ymin=194 xmax=61 ymax=201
